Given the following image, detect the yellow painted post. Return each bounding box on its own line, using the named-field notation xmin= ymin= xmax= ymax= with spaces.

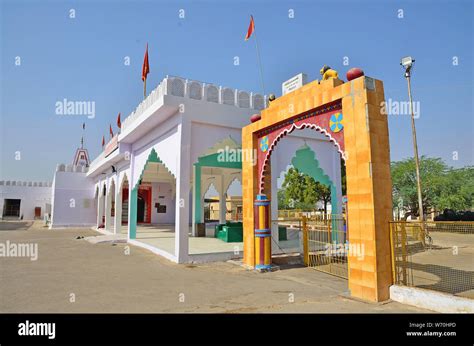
xmin=389 ymin=222 xmax=396 ymax=284
xmin=327 ymin=221 xmax=332 ymax=246
xmin=401 ymin=223 xmax=407 ymax=285
xmin=302 ymin=216 xmax=308 ymax=266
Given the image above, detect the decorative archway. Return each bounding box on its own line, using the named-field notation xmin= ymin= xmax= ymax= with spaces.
xmin=242 ymin=77 xmax=393 ymax=302
xmin=257 ymin=99 xmax=344 ymax=193
xmin=129 ymin=148 xmax=174 ymax=238
xmin=192 ymin=141 xmax=242 ymax=234
xmin=290 ymin=144 xmax=339 ymax=217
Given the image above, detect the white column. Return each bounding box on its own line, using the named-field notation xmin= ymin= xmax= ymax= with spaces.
xmin=271 ymin=155 xmax=279 ymax=252
xmin=97 ymin=184 xmax=105 ymax=228
xmin=175 ymin=120 xmax=191 ymax=263
xmin=333 ymin=150 xmax=343 ymax=215
xmin=105 ymin=184 xmax=112 ymax=231
xmin=114 ymin=184 xmax=122 ymax=234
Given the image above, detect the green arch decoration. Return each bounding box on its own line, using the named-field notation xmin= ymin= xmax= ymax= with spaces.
xmin=290 ymin=144 xmax=342 ymax=242
xmin=129 ymin=148 xmax=166 ymax=239
xmin=193 ymin=149 xmax=242 ymax=225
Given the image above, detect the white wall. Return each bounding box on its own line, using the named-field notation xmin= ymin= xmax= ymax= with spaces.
xmin=50 ymin=170 xmax=96 ymax=228
xmin=151 ymin=182 xmax=175 ymax=224
xmin=132 ymin=121 xmax=181 ymax=188
xmin=0 ymin=182 xmax=52 ymax=220
xmin=190 ymin=122 xmax=242 ymax=164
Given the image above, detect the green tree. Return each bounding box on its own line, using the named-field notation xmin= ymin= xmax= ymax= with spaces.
xmin=340 ymin=156 xmax=347 ymax=195
xmin=391 ymin=156 xmax=474 ymax=219
xmin=315 ymin=182 xmax=331 ymax=215
xmin=435 ymin=167 xmax=474 ymax=211
xmin=277 ymin=189 xmax=290 ymax=209
xmin=280 ymin=168 xmax=331 ymax=213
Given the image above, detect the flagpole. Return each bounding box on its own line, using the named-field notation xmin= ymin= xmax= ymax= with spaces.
xmin=252 ymin=26 xmax=266 ymax=96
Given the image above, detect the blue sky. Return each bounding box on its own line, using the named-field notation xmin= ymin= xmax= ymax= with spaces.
xmin=1 ymin=0 xmax=472 ymax=181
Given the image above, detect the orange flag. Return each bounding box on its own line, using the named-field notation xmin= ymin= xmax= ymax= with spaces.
xmin=245 ymin=15 xmax=255 ymax=41
xmin=101 ymin=136 xmax=105 ymax=147
xmin=109 ymin=124 xmax=114 ymax=137
xmin=142 ymin=43 xmax=150 ymax=82
xmin=117 ymin=113 xmax=121 ymax=129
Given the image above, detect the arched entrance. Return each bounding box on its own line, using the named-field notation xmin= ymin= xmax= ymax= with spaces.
xmin=137 ymin=195 xmax=145 ymax=223
xmin=242 ymin=76 xmax=393 ymax=302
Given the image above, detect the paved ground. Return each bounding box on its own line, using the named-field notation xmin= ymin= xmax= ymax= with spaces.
xmin=0 ymin=221 xmax=428 ymax=313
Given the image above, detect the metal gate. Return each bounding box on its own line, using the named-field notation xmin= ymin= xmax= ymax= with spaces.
xmin=303 ymin=215 xmax=348 ymax=279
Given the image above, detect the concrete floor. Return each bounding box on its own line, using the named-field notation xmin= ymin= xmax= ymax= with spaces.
xmin=108 ymin=223 xmax=299 ymax=257
xmin=0 ymin=221 xmax=429 ymax=313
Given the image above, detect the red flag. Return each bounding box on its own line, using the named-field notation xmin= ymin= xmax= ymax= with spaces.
xmin=109 ymin=124 xmax=114 ymax=137
xmin=245 ymin=15 xmax=255 ymax=41
xmin=101 ymin=136 xmax=105 ymax=147
xmin=117 ymin=113 xmax=121 ymax=129
xmin=142 ymin=43 xmax=150 ymax=81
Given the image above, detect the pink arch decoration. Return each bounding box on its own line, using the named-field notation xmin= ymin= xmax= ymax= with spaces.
xmin=256 ymin=100 xmax=344 ymax=193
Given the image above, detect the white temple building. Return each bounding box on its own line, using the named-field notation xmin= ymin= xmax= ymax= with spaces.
xmin=1 ymin=75 xmax=343 ymax=264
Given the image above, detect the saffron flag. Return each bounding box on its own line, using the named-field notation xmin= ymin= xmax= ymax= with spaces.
xmin=142 ymin=43 xmax=150 ymax=82
xmin=117 ymin=113 xmax=121 ymax=129
xmin=245 ymin=15 xmax=255 ymax=41
xmin=102 ymin=136 xmax=105 ymax=147
xmin=109 ymin=124 xmax=114 ymax=137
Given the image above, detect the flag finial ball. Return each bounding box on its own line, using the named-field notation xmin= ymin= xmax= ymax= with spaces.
xmin=346 ymin=67 xmax=365 ymax=81
xmin=250 ymin=113 xmax=261 ymax=123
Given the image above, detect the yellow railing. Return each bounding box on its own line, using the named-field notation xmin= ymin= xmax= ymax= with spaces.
xmin=389 ymin=221 xmax=474 ymax=297
xmin=302 ymin=215 xmax=348 ymax=279
xmin=278 ymin=209 xmax=345 ymax=220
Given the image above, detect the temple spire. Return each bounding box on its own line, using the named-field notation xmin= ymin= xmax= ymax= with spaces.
xmin=73 ymin=123 xmax=90 ymax=167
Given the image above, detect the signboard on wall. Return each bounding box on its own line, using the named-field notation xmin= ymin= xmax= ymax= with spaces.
xmin=104 ymin=135 xmax=119 ymax=158
xmin=282 ymin=73 xmax=308 ymax=95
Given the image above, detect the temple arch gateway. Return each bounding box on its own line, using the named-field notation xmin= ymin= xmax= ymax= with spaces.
xmin=242 ymin=76 xmax=393 ymax=302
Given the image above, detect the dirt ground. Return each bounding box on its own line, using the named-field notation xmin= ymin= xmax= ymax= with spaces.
xmin=400 ymin=231 xmax=474 ymax=298
xmin=0 ymin=221 xmax=428 ymax=313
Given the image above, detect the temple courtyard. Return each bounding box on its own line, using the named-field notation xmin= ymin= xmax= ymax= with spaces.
xmin=0 ymin=221 xmax=427 ymax=313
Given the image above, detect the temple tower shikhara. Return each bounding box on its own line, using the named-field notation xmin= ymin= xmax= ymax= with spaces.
xmin=242 ymin=75 xmax=393 ymax=302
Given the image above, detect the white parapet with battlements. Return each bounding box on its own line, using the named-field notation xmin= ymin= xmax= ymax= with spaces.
xmin=120 ymin=76 xmax=266 ymax=133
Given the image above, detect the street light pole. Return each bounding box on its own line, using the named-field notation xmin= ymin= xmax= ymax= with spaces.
xmin=402 ymin=59 xmax=424 ymax=222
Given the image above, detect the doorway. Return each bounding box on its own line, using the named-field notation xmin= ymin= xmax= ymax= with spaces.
xmin=137 ymin=195 xmax=145 ymax=223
